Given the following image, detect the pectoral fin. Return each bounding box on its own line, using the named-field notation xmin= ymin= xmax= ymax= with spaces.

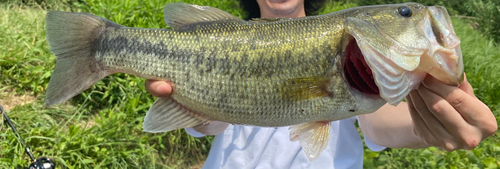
xmin=143 ymin=97 xmax=210 ymax=133
xmin=289 ymin=121 xmax=331 ymax=161
xmin=282 ymin=76 xmax=332 ymax=102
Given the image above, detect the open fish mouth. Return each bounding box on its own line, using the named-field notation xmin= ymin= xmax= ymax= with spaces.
xmin=342 ymin=37 xmax=380 ymax=97
xmin=419 ymin=6 xmax=464 ymax=86
xmin=343 ymin=5 xmax=464 ymax=105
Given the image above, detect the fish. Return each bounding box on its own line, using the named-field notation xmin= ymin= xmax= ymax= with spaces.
xmin=44 ymin=3 xmax=463 ymax=161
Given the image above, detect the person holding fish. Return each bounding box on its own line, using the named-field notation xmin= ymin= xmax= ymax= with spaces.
xmin=142 ymin=0 xmax=497 ymax=168
xmin=43 ymin=0 xmax=497 ymax=168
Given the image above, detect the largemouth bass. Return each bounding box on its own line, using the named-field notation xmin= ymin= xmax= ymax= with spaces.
xmin=45 ymin=3 xmax=463 ymax=160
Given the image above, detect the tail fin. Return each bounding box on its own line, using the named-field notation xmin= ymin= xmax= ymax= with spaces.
xmin=45 ymin=11 xmax=118 ymax=106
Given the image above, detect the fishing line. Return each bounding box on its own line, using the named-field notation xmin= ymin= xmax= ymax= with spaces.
xmin=0 ymin=104 xmax=56 ymax=169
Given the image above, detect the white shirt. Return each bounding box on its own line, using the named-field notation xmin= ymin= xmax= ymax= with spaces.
xmin=186 ymin=116 xmax=385 ymax=169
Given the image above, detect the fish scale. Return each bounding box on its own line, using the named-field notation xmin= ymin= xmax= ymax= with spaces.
xmin=93 ymin=20 xmax=350 ymax=126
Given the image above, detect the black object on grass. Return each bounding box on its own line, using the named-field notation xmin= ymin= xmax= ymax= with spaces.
xmin=1 ymin=105 xmax=56 ymax=169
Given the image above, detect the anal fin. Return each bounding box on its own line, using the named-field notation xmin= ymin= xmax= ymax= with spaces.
xmin=143 ymin=97 xmax=210 ymax=133
xmin=289 ymin=121 xmax=331 ymax=161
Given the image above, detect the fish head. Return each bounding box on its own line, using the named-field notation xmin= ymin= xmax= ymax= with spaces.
xmin=342 ymin=3 xmax=464 ymax=106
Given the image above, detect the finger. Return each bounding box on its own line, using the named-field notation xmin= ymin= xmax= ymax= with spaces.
xmin=408 ymin=91 xmax=456 ymax=151
xmin=406 ymin=95 xmax=426 ymax=137
xmin=417 ymin=86 xmax=474 ymax=148
xmin=458 ymin=74 xmax=475 ymax=97
xmin=421 ymin=75 xmax=485 ymax=125
xmin=145 ymin=80 xmax=173 ymax=97
xmin=417 ymin=86 xmax=468 ymax=131
xmin=407 ymin=95 xmax=435 ymax=146
xmin=456 ymin=75 xmax=497 ymax=139
xmin=407 ymin=93 xmax=439 ymax=147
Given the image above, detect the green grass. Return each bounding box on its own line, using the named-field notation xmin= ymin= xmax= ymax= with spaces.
xmin=0 ymin=0 xmax=499 ymax=168
xmin=0 ymin=1 xmax=216 ymax=168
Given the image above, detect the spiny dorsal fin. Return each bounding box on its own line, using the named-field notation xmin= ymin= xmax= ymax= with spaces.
xmin=143 ymin=97 xmax=210 ymax=133
xmin=163 ymin=3 xmax=241 ymax=30
xmin=282 ymin=76 xmax=332 ymax=102
xmin=250 ymin=18 xmax=292 ymax=23
xmin=289 ymin=121 xmax=331 ymax=161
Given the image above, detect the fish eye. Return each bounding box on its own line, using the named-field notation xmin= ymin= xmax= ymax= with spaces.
xmin=398 ymin=6 xmax=412 ymax=17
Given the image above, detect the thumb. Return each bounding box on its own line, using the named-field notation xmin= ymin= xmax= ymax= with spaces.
xmin=458 ymin=74 xmax=475 ymax=98
xmin=145 ymin=80 xmax=173 ymax=97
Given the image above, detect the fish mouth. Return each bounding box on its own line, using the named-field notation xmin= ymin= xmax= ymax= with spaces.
xmin=343 ymin=5 xmax=464 ymax=105
xmin=418 ymin=6 xmax=464 ymax=86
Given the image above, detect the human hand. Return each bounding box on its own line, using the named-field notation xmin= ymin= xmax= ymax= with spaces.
xmin=145 ymin=79 xmax=229 ymax=135
xmin=145 ymin=80 xmax=173 ymax=97
xmin=407 ymin=74 xmax=497 ymax=151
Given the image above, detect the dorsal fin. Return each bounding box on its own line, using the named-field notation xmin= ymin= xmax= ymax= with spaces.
xmin=163 ymin=3 xmax=241 ymax=30
xmin=250 ymin=18 xmax=292 ymax=23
